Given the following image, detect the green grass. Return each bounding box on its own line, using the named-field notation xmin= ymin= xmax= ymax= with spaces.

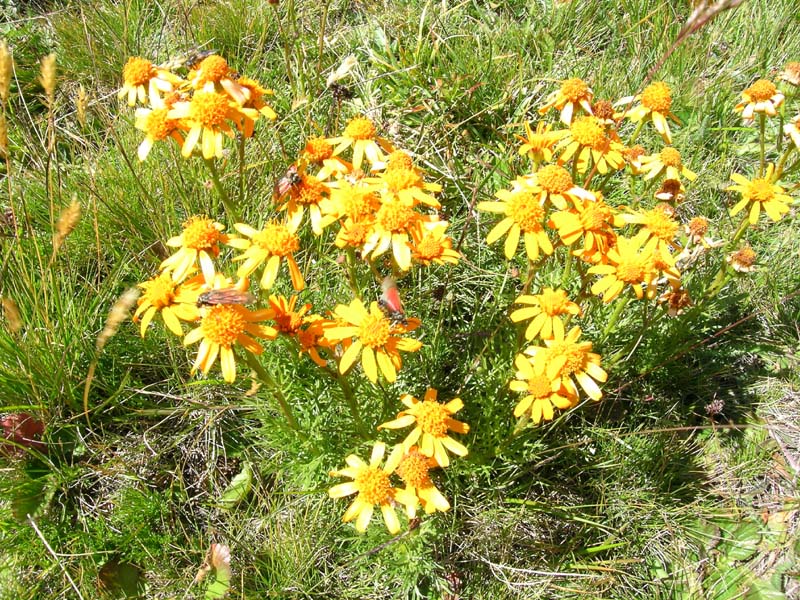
xmin=1 ymin=0 xmax=800 ymax=598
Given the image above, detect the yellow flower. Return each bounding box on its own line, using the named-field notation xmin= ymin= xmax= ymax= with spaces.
xmin=391 ymin=445 xmax=450 ymax=517
xmin=529 ymin=165 xmax=595 ymax=210
xmin=516 ymin=121 xmax=563 ymax=164
xmin=622 ymin=204 xmax=682 ymax=254
xmin=784 ymin=114 xmax=800 ymax=149
xmin=321 ymin=178 xmax=381 ymax=222
xmin=524 ymin=326 xmax=607 ymax=402
xmin=509 ymin=287 xmax=581 ymax=341
xmin=361 ymin=200 xmax=425 ymax=271
xmin=368 ymin=164 xmax=442 ymax=209
xmin=334 ymin=217 xmax=375 ymax=251
xmin=160 ymin=216 xmax=230 ymax=283
xmin=296 ymin=315 xmax=333 ymax=367
xmin=547 ymin=194 xmax=622 ymax=264
xmin=734 ymin=79 xmax=784 ymax=124
xmin=727 ymin=245 xmax=757 ymax=273
xmin=268 ymin=295 xmax=312 ymax=335
xmin=230 ymin=221 xmax=305 ymax=291
xmin=409 ymin=220 xmax=460 ymax=266
xmin=301 ymin=136 xmax=335 ymax=165
xmin=328 ymin=441 xmax=403 ymax=534
xmin=658 ymin=283 xmax=692 ymax=317
xmin=327 ymin=115 xmax=394 ymax=170
xmin=477 ymin=182 xmax=554 ymax=261
xmin=728 ymin=164 xmax=793 ymax=224
xmin=183 ymin=301 xmax=277 ymax=383
xmin=616 ymin=82 xmax=681 ymax=144
xmin=623 ymin=144 xmax=647 ymax=175
xmin=638 ymin=147 xmax=696 ymax=183
xmin=187 ymin=54 xmax=249 ymax=105
xmin=588 ymin=231 xmax=658 ymax=302
xmin=134 ymin=104 xmax=185 ymax=161
xmin=118 ymin=56 xmax=179 ymax=107
xmin=538 ymin=78 xmax=594 ymax=125
xmin=509 ymin=353 xmax=578 ymax=423
xmin=133 ymin=272 xmax=203 ymax=337
xmin=277 ymin=171 xmax=334 ymax=236
xmin=325 ymin=299 xmax=422 ymax=383
xmin=378 ymin=388 xmax=469 ymax=467
xmin=556 ymin=116 xmax=625 ymax=174
xmin=236 ymin=76 xmax=277 ymax=137
xmin=167 ymin=91 xmax=258 ymax=159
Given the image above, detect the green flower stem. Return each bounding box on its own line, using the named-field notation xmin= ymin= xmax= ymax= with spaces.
xmin=774 ymin=144 xmax=798 ymax=180
xmin=706 ymin=216 xmax=750 ymax=299
xmin=336 ymin=369 xmax=368 ymax=438
xmin=560 ymin=249 xmax=573 ymax=288
xmin=627 ymin=119 xmax=645 ymax=147
xmin=244 ymin=351 xmax=300 ymax=432
xmin=204 ymin=158 xmax=240 ymax=223
xmin=603 ymin=293 xmax=631 ymax=338
xmin=344 ymin=248 xmax=362 ymax=296
xmin=758 ymin=113 xmax=766 ymax=177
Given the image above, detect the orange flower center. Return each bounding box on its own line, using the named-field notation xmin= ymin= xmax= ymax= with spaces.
xmin=339 ymin=220 xmax=372 ymax=246
xmin=560 ymin=78 xmax=590 ymax=102
xmin=376 ymin=201 xmax=416 ymax=233
xmin=273 ymin=307 xmax=304 ymax=334
xmin=195 ymin=55 xmax=230 ymax=84
xmin=615 ymin=251 xmax=648 ymax=284
xmin=122 ymin=57 xmax=155 ymax=87
xmin=354 ymin=467 xmax=392 ymax=505
xmin=415 ymin=233 xmax=445 ymax=259
xmin=731 ymin=247 xmax=756 ymax=267
xmin=747 ymin=178 xmax=775 ymax=203
xmin=592 ymin=99 xmax=615 ymax=120
xmin=396 ymin=451 xmax=432 ymax=488
xmin=201 ymin=305 xmax=247 ymax=345
xmin=539 ymin=288 xmax=571 ymax=316
xmin=297 ymin=327 xmax=319 ymax=350
xmin=144 ymin=108 xmax=176 ymax=139
xmin=140 ymin=273 xmax=176 ymax=309
xmin=548 ymin=341 xmax=588 ymax=377
xmin=537 ymin=165 xmax=573 ymax=194
xmin=338 ymin=184 xmax=379 ymax=219
xmin=580 ymin=203 xmax=611 ymax=231
xmin=344 ymin=116 xmax=376 ymax=140
xmin=189 ymin=91 xmax=230 ymax=128
xmin=508 ymin=191 xmax=545 ymax=232
xmin=295 ymin=175 xmax=326 ymax=205
xmin=252 ymin=223 xmax=300 ymax=256
xmin=526 ymin=372 xmax=554 ymax=398
xmin=382 ymin=167 xmax=423 ymax=192
xmin=387 ymin=150 xmax=414 ymax=171
xmin=643 ymin=208 xmax=678 ymax=241
xmin=745 ymin=79 xmax=777 ymax=102
xmin=570 ymin=116 xmax=607 ymax=148
xmin=414 ymin=401 xmax=450 ymax=438
xmin=625 ymin=145 xmax=646 ymax=161
xmin=687 ymin=216 xmax=709 ymax=237
xmin=641 ymin=81 xmax=672 ymax=113
xmin=358 ymin=313 xmax=391 ymax=348
xmin=303 ymin=136 xmax=333 ymax=163
xmin=659 ymin=147 xmax=682 ymax=168
xmin=182 ymin=216 xmax=222 ymax=250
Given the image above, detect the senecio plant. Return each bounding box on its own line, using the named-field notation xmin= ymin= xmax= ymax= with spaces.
xmin=118 ymin=51 xmax=800 ymax=534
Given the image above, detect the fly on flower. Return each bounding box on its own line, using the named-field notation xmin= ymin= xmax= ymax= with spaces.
xmin=197 ymin=289 xmax=256 ymax=306
xmin=378 ymin=276 xmax=407 ymax=326
xmin=183 ymin=49 xmax=218 ymax=70
xmin=275 ymin=165 xmax=302 ymax=198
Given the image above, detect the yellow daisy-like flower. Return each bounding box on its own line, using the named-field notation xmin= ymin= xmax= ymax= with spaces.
xmin=538 ymin=77 xmax=594 ymax=125
xmin=591 ymin=99 xmax=618 ymax=127
xmin=638 ymin=147 xmax=697 ymax=183
xmin=524 ymin=326 xmax=607 ymax=402
xmin=734 ymin=79 xmax=784 ymax=124
xmin=617 ymin=81 xmax=681 ymax=144
xmin=327 ymin=115 xmax=394 ymax=170
xmin=328 ymin=441 xmax=402 ymax=534
xmin=369 ymin=164 xmax=442 ymax=209
xmin=183 ymin=300 xmax=277 ymax=383
xmin=509 ymin=352 xmax=578 ymax=423
xmin=784 ymin=114 xmax=800 ymax=149
xmin=334 ymin=217 xmax=375 ymax=251
xmin=133 ymin=272 xmax=203 ymax=337
xmin=296 ymin=315 xmax=333 ymax=367
xmin=509 ymin=287 xmax=581 ymax=341
xmin=779 ymin=62 xmax=800 ymax=87
xmin=321 ymin=178 xmax=381 ymax=222
xmin=727 ymin=245 xmax=757 ymax=273
xmin=236 ymin=76 xmax=277 ymax=137
xmin=548 ymin=194 xmax=622 ymax=264
xmin=556 ymin=115 xmax=626 ymax=174
xmin=302 ymin=136 xmax=335 ymax=165
xmin=361 ymin=200 xmax=425 ymax=271
xmin=268 ymin=295 xmax=312 ymax=335
xmin=658 ymin=283 xmax=692 ymax=317
xmin=325 ymin=299 xmax=422 ymax=383
xmin=529 ymin=165 xmax=595 ymax=210
xmin=622 ymin=204 xmax=682 ymax=253
xmin=588 ymin=231 xmax=658 ymax=302
xmin=230 ymin=221 xmax=305 ymax=291
xmin=118 ymin=56 xmax=179 ymax=107
xmin=187 ymin=54 xmax=248 ymax=105
xmin=278 ymin=171 xmax=334 ymax=236
xmin=167 ymin=91 xmax=258 ymax=159
xmin=391 ymin=445 xmax=450 ymax=517
xmin=134 ymin=104 xmax=185 ymax=161
xmin=728 ymin=164 xmax=793 ymax=224
xmin=516 ymin=121 xmax=564 ymax=164
xmin=477 ymin=183 xmax=554 ymax=261
xmin=623 ymin=144 xmax=647 ymax=175
xmin=409 ymin=220 xmax=461 ymax=266
xmin=378 ymin=388 xmax=469 ymax=467
xmin=160 ymin=216 xmax=230 ymax=283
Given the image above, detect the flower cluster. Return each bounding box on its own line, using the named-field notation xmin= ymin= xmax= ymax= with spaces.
xmin=119 ymin=53 xmax=276 ymax=161
xmin=329 ymin=388 xmax=468 ymax=533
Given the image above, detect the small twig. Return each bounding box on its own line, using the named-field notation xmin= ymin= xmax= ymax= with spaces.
xmin=27 ymin=515 xmax=86 ymax=600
